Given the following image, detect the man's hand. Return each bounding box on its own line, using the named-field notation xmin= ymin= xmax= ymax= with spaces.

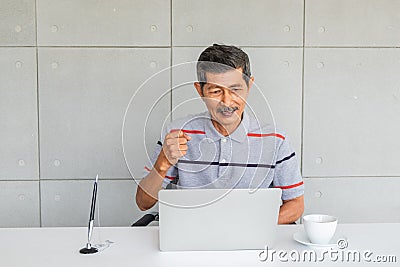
xmin=136 ymin=131 xmax=191 ymax=211
xmin=160 ymin=130 xmax=192 ymax=168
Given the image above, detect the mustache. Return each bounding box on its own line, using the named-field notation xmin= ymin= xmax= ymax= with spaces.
xmin=217 ymin=106 xmax=239 ymax=113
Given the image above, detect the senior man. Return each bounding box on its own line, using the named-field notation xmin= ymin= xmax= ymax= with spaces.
xmin=136 ymin=44 xmax=304 ymax=224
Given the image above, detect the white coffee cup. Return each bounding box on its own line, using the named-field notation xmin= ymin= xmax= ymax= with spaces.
xmin=303 ymin=214 xmax=338 ymax=244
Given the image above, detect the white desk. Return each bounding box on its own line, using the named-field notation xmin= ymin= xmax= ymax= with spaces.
xmin=1 ymin=224 xmax=399 ymax=267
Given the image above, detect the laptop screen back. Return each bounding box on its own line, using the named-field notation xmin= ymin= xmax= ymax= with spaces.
xmin=159 ymin=188 xmax=282 ymax=251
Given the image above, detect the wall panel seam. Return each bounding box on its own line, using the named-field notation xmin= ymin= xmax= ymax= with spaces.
xmin=34 ymin=0 xmax=42 ymax=227
xmin=300 ymin=0 xmax=306 ymax=175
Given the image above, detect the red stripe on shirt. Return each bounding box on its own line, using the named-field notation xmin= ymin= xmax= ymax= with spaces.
xmin=170 ymin=129 xmax=206 ymax=135
xmin=247 ymin=133 xmax=285 ymax=140
xmin=144 ymin=166 xmax=176 ymax=180
xmin=275 ymin=181 xmax=304 ymax=190
xmin=144 ymin=166 xmax=152 ymax=172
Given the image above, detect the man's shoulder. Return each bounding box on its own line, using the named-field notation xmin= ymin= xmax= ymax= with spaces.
xmin=247 ymin=113 xmax=288 ymax=140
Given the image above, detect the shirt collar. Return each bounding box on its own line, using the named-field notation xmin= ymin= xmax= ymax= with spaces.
xmin=204 ymin=111 xmax=250 ymax=143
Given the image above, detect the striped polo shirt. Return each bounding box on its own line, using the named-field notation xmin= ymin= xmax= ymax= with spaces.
xmin=144 ymin=111 xmax=304 ymax=200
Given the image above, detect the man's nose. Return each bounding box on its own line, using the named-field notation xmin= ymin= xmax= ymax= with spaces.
xmin=221 ymin=88 xmax=234 ymax=105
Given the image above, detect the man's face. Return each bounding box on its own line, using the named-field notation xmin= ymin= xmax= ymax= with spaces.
xmin=194 ymin=68 xmax=254 ymax=135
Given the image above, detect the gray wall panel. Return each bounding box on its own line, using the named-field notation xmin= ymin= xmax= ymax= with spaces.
xmin=39 ymin=48 xmax=170 ymax=179
xmin=41 ymin=179 xmax=156 ymax=227
xmin=171 ymin=47 xmax=205 ymax=120
xmin=306 ymin=0 xmax=400 ymax=47
xmin=0 ymin=48 xmax=38 ymax=180
xmin=173 ymin=0 xmax=303 ymax=46
xmin=304 ymin=177 xmax=400 ymax=223
xmin=0 ymin=181 xmax=40 ymax=227
xmin=0 ymin=0 xmax=36 ymax=46
xmin=37 ymin=0 xmax=170 ymax=46
xmin=303 ymin=48 xmax=400 ymax=177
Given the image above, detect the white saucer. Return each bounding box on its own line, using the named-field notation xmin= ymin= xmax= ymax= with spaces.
xmin=293 ymin=231 xmax=337 ymax=247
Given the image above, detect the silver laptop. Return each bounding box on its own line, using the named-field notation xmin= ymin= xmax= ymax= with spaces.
xmin=159 ymin=188 xmax=282 ymax=251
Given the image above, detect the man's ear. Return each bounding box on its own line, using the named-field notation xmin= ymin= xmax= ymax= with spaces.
xmin=248 ymin=76 xmax=255 ymax=92
xmin=194 ymin=82 xmax=204 ymax=97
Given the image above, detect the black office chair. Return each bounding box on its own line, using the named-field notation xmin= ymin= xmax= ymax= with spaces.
xmin=131 ymin=212 xmax=159 ymax=226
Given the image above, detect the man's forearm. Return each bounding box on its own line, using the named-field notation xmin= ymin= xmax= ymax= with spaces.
xmin=136 ymin=170 xmax=164 ymax=211
xmin=136 ymin=152 xmax=172 ymax=211
xmin=278 ymin=195 xmax=304 ymax=224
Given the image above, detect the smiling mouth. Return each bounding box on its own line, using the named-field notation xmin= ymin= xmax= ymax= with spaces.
xmin=217 ymin=106 xmax=239 ymax=116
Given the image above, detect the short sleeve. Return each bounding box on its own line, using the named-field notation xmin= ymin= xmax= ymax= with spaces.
xmin=143 ymin=126 xmax=179 ymax=189
xmin=272 ymin=134 xmax=304 ymax=200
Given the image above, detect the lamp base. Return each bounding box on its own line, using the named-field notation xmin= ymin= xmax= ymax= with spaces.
xmin=79 ymin=245 xmax=98 ymax=254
